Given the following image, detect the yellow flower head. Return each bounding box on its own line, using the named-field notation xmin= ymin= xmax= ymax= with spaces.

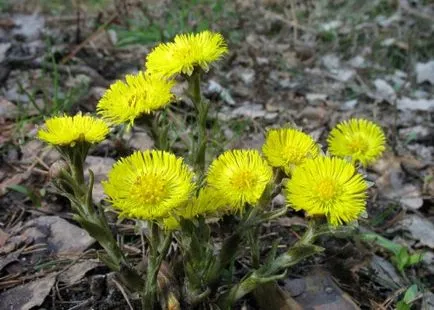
xmin=262 ymin=128 xmax=319 ymax=175
xmin=97 ymin=71 xmax=175 ymax=125
xmin=328 ymin=118 xmax=386 ymax=166
xmin=162 ymin=187 xmax=226 ymax=230
xmin=38 ymin=113 xmax=109 ymax=146
xmin=206 ymin=150 xmax=273 ymax=209
xmin=146 ymin=30 xmax=228 ymax=78
xmin=103 ymin=150 xmax=195 ymax=220
xmin=285 ymin=156 xmax=368 ymax=226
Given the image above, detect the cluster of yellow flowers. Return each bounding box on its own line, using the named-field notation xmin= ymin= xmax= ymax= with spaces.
xmin=38 ymin=30 xmax=386 ymax=228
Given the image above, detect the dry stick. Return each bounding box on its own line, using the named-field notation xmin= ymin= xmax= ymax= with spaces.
xmin=7 ymin=59 xmax=110 ymax=87
xmin=66 ymin=298 xmax=93 ymax=310
xmin=60 ymin=13 xmax=118 ymax=65
xmin=287 ymin=0 xmax=299 ymax=41
xmin=259 ymin=8 xmax=317 ymax=35
xmin=399 ymin=0 xmax=434 ymax=22
xmin=112 ymin=278 xmax=135 ymax=310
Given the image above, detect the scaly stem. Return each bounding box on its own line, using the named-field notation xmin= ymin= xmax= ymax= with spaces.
xmin=187 ymin=69 xmax=208 ymax=173
xmin=62 ymin=150 xmax=145 ymax=292
xmin=248 ymin=227 xmax=260 ymax=269
xmin=217 ymin=221 xmax=323 ymax=309
xmin=142 ymin=111 xmax=169 ymax=151
xmin=143 ymin=221 xmax=159 ymax=310
xmin=143 ymin=221 xmax=173 ymax=310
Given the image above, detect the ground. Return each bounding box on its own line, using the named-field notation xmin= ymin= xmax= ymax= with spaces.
xmin=0 ymin=0 xmax=433 ymax=309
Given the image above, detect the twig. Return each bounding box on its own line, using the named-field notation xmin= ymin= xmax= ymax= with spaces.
xmin=60 ymin=13 xmax=118 ymax=65
xmin=66 ymin=298 xmax=93 ymax=310
xmin=259 ymin=8 xmax=317 ymax=35
xmin=112 ymin=278 xmax=134 ymax=310
xmin=287 ymin=0 xmax=298 ymax=41
xmin=399 ymin=0 xmax=434 ymax=22
xmin=7 ymin=59 xmax=110 ymax=87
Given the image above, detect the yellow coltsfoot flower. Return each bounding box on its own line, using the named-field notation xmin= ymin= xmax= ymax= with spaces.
xmin=206 ymin=150 xmax=273 ymax=210
xmin=38 ymin=113 xmax=109 ymax=146
xmin=162 ymin=187 xmax=226 ymax=230
xmin=97 ymin=71 xmax=175 ymax=125
xmin=262 ymin=128 xmax=319 ymax=175
xmin=146 ymin=30 xmax=228 ymax=78
xmin=328 ymin=118 xmax=386 ymax=166
xmin=103 ymin=150 xmax=195 ymax=220
xmin=285 ymin=156 xmax=368 ymax=226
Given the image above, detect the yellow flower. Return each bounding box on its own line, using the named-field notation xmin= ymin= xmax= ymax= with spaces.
xmin=38 ymin=113 xmax=109 ymax=146
xmin=328 ymin=118 xmax=386 ymax=166
xmin=285 ymin=156 xmax=367 ymax=226
xmin=146 ymin=30 xmax=228 ymax=78
xmin=162 ymin=187 xmax=226 ymax=230
xmin=103 ymin=150 xmax=195 ymax=220
xmin=262 ymin=128 xmax=319 ymax=174
xmin=206 ymin=150 xmax=273 ymax=209
xmin=97 ymin=71 xmax=175 ymax=125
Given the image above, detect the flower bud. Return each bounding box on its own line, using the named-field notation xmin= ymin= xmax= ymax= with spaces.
xmin=49 ymin=160 xmax=69 ymax=180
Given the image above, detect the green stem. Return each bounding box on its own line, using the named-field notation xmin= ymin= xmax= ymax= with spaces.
xmin=143 ymin=221 xmax=172 ymax=310
xmin=64 ymin=153 xmax=145 ymax=292
xmin=248 ymin=227 xmax=260 ymax=269
xmin=153 ymin=112 xmax=169 ymax=151
xmin=187 ymin=69 xmax=208 ymax=173
xmin=217 ymin=221 xmax=323 ymax=309
xmin=143 ymin=221 xmax=158 ymax=310
xmin=141 ymin=112 xmax=169 ymax=151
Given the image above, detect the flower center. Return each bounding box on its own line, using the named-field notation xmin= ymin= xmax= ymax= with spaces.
xmin=132 ymin=173 xmax=167 ymax=205
xmin=347 ymin=135 xmax=369 ymax=154
xmin=286 ymin=148 xmax=306 ymax=165
xmin=231 ymin=170 xmax=256 ymax=191
xmin=317 ymin=179 xmax=338 ymax=201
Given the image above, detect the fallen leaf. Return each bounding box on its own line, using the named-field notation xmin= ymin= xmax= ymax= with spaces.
xmin=283 ymin=270 xmax=360 ymax=310
xmin=0 ymin=120 xmax=15 ymax=146
xmin=415 ymin=60 xmax=434 ymax=84
xmin=367 ymin=255 xmax=404 ymax=289
xmin=374 ymin=155 xmax=424 ymax=210
xmin=399 ymin=125 xmax=431 ymax=142
xmin=206 ymin=79 xmax=236 ymax=106
xmin=21 ymin=216 xmax=95 ymax=255
xmin=320 ymin=20 xmax=342 ymax=31
xmin=0 ymin=251 xmax=20 ymax=273
xmin=340 ymin=99 xmax=358 ymax=111
xmin=397 ymin=97 xmax=434 ymax=111
xmin=374 ymin=79 xmax=396 ymax=103
xmin=397 ymin=184 xmax=424 ymax=210
xmin=389 ymin=215 xmax=434 ymax=249
xmin=422 ymin=291 xmax=434 ymax=309
xmin=0 ymin=171 xmax=31 ymax=197
xmin=0 ymin=274 xmax=56 ymax=310
xmin=0 ymin=97 xmax=18 ymax=119
xmin=0 ymin=228 xmax=9 ymax=247
xmin=228 ymin=102 xmax=267 ymax=119
xmin=58 ymin=260 xmax=101 ymax=285
xmin=306 ymin=93 xmax=328 ymax=105
xmin=238 ymin=68 xmax=255 ymax=85
xmin=321 ymin=54 xmax=355 ymax=82
xmin=348 ymin=55 xmax=366 ymax=68
xmin=0 ymin=43 xmax=11 ymax=63
xmin=11 ymin=14 xmax=45 ymax=41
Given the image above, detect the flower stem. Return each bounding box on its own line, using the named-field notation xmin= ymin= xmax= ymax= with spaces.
xmin=62 ymin=155 xmax=145 ymax=292
xmin=143 ymin=221 xmax=173 ymax=310
xmin=217 ymin=221 xmax=323 ymax=309
xmin=187 ymin=69 xmax=208 ymax=173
